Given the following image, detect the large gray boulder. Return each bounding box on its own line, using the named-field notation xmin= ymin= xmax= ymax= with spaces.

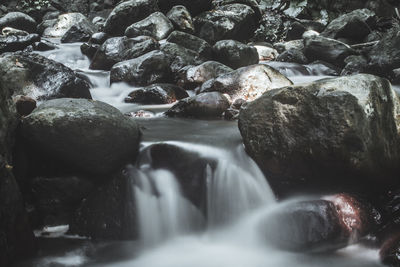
xmin=199 ymin=64 xmax=293 ymax=101
xmin=42 ymin=13 xmax=96 ymax=38
xmin=0 ymin=12 xmax=37 ymax=33
xmin=103 ymin=0 xmax=159 ymax=36
xmin=239 ymin=74 xmax=400 ymax=196
xmin=125 ymin=12 xmax=174 ymax=41
xmin=0 ymin=53 xmax=91 ymax=101
xmin=21 ymin=99 xmax=140 ymax=175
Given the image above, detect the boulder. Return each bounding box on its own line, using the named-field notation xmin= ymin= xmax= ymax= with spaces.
xmin=251 ymin=9 xmax=288 ymax=44
xmin=304 ymin=35 xmax=357 ymax=67
xmin=199 ymin=64 xmax=293 ymax=101
xmin=110 ymin=50 xmax=172 ymax=86
xmin=158 ymin=0 xmax=212 ymax=16
xmin=177 ymin=61 xmax=233 ymax=90
xmin=0 ymin=33 xmax=40 ymax=54
xmin=60 ymin=24 xmax=93 ymax=43
xmin=90 ymin=36 xmax=159 ymax=70
xmin=212 ymin=40 xmax=259 ymax=69
xmin=253 ymin=45 xmax=279 ymax=61
xmin=80 ymin=42 xmax=99 ymax=59
xmin=0 ymin=53 xmax=91 ymax=101
xmin=165 ymin=92 xmax=230 ymax=118
xmin=2 ymin=27 xmax=29 ymax=36
xmin=103 ymin=0 xmax=159 ymax=36
xmin=0 ymin=12 xmax=37 ymax=33
xmin=194 ymin=4 xmax=257 ymax=44
xmin=125 ymin=12 xmax=173 ymax=41
xmin=341 ymin=55 xmax=368 ymax=76
xmin=166 ymin=31 xmax=212 ymax=59
xmin=166 ymin=5 xmax=195 ymax=34
xmin=321 ymin=9 xmax=375 ymax=42
xmin=238 ymin=74 xmax=400 ymax=196
xmin=211 ymin=0 xmax=262 ymax=19
xmin=276 ymin=48 xmax=308 ymax=64
xmin=50 ymin=0 xmax=90 ymax=16
xmin=33 ymin=39 xmax=57 ymax=51
xmin=125 ymin=83 xmax=188 ymax=104
xmin=21 ymin=98 xmax=141 ymax=175
xmin=89 ymin=32 xmax=109 ymax=45
xmin=160 ymin=42 xmax=203 ymax=74
xmin=43 ymin=13 xmax=96 ymax=38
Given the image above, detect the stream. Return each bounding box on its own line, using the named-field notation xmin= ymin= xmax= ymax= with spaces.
xmin=15 ymin=41 xmax=384 ymax=267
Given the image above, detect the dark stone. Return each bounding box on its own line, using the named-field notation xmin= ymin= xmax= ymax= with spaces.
xmin=194 ymin=4 xmax=257 ymax=44
xmin=199 ymin=64 xmax=292 ymax=101
xmin=0 ymin=12 xmax=37 ymax=33
xmin=211 ymin=0 xmax=262 ymax=19
xmin=42 ymin=13 xmax=96 ymax=38
xmin=125 ymin=83 xmax=189 ymax=104
xmin=0 ymin=33 xmax=40 ymax=54
xmin=125 ymin=12 xmax=174 ymax=41
xmin=224 ymin=108 xmax=239 ymax=120
xmin=61 ymin=24 xmax=93 ymax=43
xmin=21 ymin=98 xmax=141 ymax=175
xmin=286 ymin=21 xmax=307 ymax=40
xmin=33 ymin=40 xmax=57 ymax=51
xmin=166 ymin=5 xmax=195 ymax=34
xmin=212 ymin=39 xmax=259 ymax=69
xmin=238 ymin=74 xmax=400 ymax=197
xmin=0 ymin=53 xmax=91 ymax=101
xmin=165 ymin=92 xmax=230 ymax=118
xmin=110 ymin=50 xmax=172 ymax=86
xmin=251 ymin=9 xmax=288 ymax=44
xmin=158 ymin=0 xmax=212 ymax=17
xmin=103 ymin=0 xmax=159 ymax=36
xmin=306 ymin=60 xmax=341 ymax=76
xmin=89 ymin=32 xmax=109 ymax=45
xmin=50 ymin=0 xmax=90 ymax=16
xmin=177 ymin=61 xmax=233 ymax=90
xmin=253 ymin=44 xmax=279 ymax=61
xmin=80 ymin=42 xmax=100 ymax=59
xmin=70 ymin=166 xmax=137 ymax=239
xmin=274 ymin=39 xmax=304 ymax=54
xmin=15 ymin=95 xmax=36 ymax=116
xmin=166 ymin=31 xmax=212 ymax=60
xmin=276 ymin=48 xmax=308 ymax=64
xmin=90 ymin=36 xmax=159 ymax=71
xmin=304 ymin=35 xmax=357 ymax=67
xmin=380 ymin=231 xmax=400 ymax=266
xmin=341 ymin=55 xmax=368 ymax=76
xmin=160 ymin=42 xmax=203 ymax=74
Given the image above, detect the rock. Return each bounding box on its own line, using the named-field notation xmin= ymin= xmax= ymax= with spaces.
xmin=177 ymin=61 xmax=233 ymax=90
xmin=199 ymin=64 xmax=293 ymax=101
xmin=21 ymin=98 xmax=140 ymax=175
xmin=90 ymin=36 xmax=159 ymax=71
xmin=31 ymin=175 xmax=94 ymax=226
xmin=60 ymin=24 xmax=93 ymax=43
xmin=251 ymin=9 xmax=288 ymax=44
xmin=158 ymin=0 xmax=212 ymax=17
xmin=89 ymin=32 xmax=108 ymax=45
xmin=321 ymin=9 xmax=375 ymax=43
xmin=160 ymin=42 xmax=202 ymax=74
xmin=260 ymin=200 xmax=350 ymax=252
xmin=80 ymin=42 xmax=99 ymax=59
xmin=70 ymin=166 xmax=137 ymax=239
xmin=380 ymin=231 xmax=400 ymax=266
xmin=276 ymin=48 xmax=308 ymax=64
xmin=0 ymin=53 xmax=91 ymax=101
xmin=125 ymin=83 xmax=188 ymax=104
xmin=304 ymin=35 xmax=357 ymax=67
xmin=166 ymin=31 xmax=212 ymax=59
xmin=238 ymin=74 xmax=400 ymax=197
xmin=306 ymin=60 xmax=341 ymax=76
xmin=341 ymin=55 xmax=368 ymax=76
xmin=2 ymin=27 xmax=28 ymax=36
xmin=33 ymin=40 xmax=57 ymax=51
xmin=125 ymin=12 xmax=174 ymax=41
xmin=0 ymin=12 xmax=37 ymax=33
xmin=103 ymin=0 xmax=159 ymax=36
xmin=0 ymin=33 xmax=40 ymax=54
xmin=224 ymin=108 xmax=239 ymax=120
xmin=286 ymin=21 xmax=307 ymax=41
xmin=211 ymin=0 xmax=262 ymax=19
xmin=253 ymin=45 xmax=278 ymax=61
xmin=212 ymin=40 xmax=259 ymax=69
xmin=110 ymin=50 xmax=172 ymax=86
xmin=15 ymin=95 xmax=36 ymax=116
xmin=37 ymin=19 xmax=57 ymax=35
xmin=194 ymin=4 xmax=257 ymax=44
xmin=166 ymin=5 xmax=195 ymax=34
xmin=165 ymin=92 xmax=230 ymax=118
xmin=274 ymin=39 xmax=304 ymax=53
xmin=43 ymin=13 xmax=96 ymax=38
xmin=50 ymin=0 xmax=90 ymax=16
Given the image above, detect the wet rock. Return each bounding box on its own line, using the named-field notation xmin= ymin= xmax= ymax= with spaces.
xmin=166 ymin=31 xmax=212 ymax=60
xmin=89 ymin=32 xmax=109 ymax=45
xmin=0 ymin=33 xmax=40 ymax=54
xmin=125 ymin=12 xmax=173 ymax=41
xmin=80 ymin=42 xmax=99 ymax=59
xmin=177 ymin=61 xmax=233 ymax=90
xmin=239 ymin=74 xmax=400 ymax=196
xmin=194 ymin=4 xmax=257 ymax=44
xmin=166 ymin=5 xmax=195 ymax=34
xmin=60 ymin=24 xmax=93 ymax=43
xmin=90 ymin=36 xmax=159 ymax=71
xmin=15 ymin=95 xmax=36 ymax=116
xmin=158 ymin=0 xmax=212 ymax=17
xmin=165 ymin=92 xmax=230 ymax=118
xmin=2 ymin=27 xmax=28 ymax=36
xmin=252 ymin=9 xmax=288 ymax=44
xmin=33 ymin=40 xmax=57 ymax=51
xmin=31 ymin=176 xmax=94 ymax=226
xmin=304 ymin=35 xmax=357 ymax=67
xmin=43 ymin=13 xmax=96 ymax=38
xmin=0 ymin=12 xmax=37 ymax=33
xmin=212 ymin=40 xmax=259 ymax=69
xmin=341 ymin=55 xmax=368 ymax=76
xmin=286 ymin=21 xmax=307 ymax=41
xmin=274 ymin=39 xmax=304 ymax=53
xmin=103 ymin=0 xmax=159 ymax=36
xmin=211 ymin=0 xmax=261 ymax=19
xmin=199 ymin=64 xmax=293 ymax=101
xmin=125 ymin=83 xmax=188 ymax=104
xmin=21 ymin=98 xmax=140 ymax=175
xmin=224 ymin=108 xmax=239 ymax=120
xmin=160 ymin=42 xmax=203 ymax=74
xmin=0 ymin=53 xmax=91 ymax=101
xmin=50 ymin=0 xmax=90 ymax=16
xmin=253 ymin=45 xmax=278 ymax=61
xmin=127 ymin=110 xmax=155 ymax=118
xmin=306 ymin=60 xmax=341 ymax=76
xmin=110 ymin=50 xmax=172 ymax=86
xmin=37 ymin=19 xmax=57 ymax=35
xmin=321 ymin=9 xmax=375 ymax=43
xmin=70 ymin=166 xmax=137 ymax=239
xmin=276 ymin=48 xmax=308 ymax=64
xmin=380 ymin=231 xmax=400 ymax=266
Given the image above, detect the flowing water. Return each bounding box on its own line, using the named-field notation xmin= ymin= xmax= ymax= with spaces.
xmin=18 ymin=41 xmax=385 ymax=267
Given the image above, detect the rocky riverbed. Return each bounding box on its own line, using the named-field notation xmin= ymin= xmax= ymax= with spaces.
xmin=1 ymin=0 xmax=400 ymax=266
